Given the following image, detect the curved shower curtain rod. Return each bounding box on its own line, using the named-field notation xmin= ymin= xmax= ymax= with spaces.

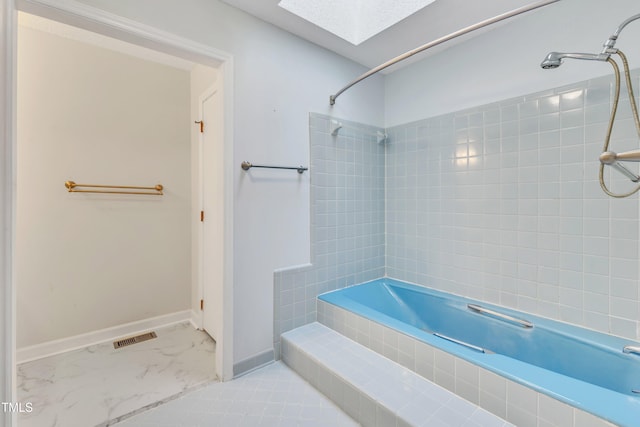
xmin=329 ymin=0 xmax=560 ymax=106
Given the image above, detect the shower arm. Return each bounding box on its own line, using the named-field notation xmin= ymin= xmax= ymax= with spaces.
xmin=603 ymin=13 xmax=640 ymax=52
xmin=329 ymin=0 xmax=560 ymax=106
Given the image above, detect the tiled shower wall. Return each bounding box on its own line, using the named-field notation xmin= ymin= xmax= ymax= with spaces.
xmin=274 ymin=70 xmax=640 ymax=359
xmin=273 ymin=114 xmax=386 ymax=358
xmin=386 ymin=70 xmax=640 ymax=341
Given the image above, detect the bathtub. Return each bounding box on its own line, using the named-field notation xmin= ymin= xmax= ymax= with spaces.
xmin=318 ymin=278 xmax=640 ymax=427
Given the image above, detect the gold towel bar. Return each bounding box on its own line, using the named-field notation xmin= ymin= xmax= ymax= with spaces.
xmin=65 ymin=181 xmax=164 ymax=196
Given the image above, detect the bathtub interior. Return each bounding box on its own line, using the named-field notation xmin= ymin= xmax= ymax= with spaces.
xmin=318 ymin=278 xmax=640 ymax=426
xmin=347 ymin=279 xmax=640 ymax=395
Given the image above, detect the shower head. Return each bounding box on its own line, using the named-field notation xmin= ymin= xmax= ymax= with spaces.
xmin=540 ymin=52 xmax=563 ymax=69
xmin=540 ymin=52 xmax=610 ymax=69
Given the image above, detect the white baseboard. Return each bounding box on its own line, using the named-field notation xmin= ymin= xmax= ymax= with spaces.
xmin=17 ymin=310 xmax=191 ymax=364
xmin=189 ymin=309 xmax=202 ymax=330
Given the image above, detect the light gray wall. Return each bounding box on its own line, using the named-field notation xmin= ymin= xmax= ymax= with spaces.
xmin=384 ymin=0 xmax=640 ymax=126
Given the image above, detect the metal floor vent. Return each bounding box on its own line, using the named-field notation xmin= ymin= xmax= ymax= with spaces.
xmin=113 ymin=331 xmax=157 ymax=349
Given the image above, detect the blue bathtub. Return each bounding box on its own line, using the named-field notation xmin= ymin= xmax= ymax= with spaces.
xmin=319 ymin=278 xmax=640 ymax=427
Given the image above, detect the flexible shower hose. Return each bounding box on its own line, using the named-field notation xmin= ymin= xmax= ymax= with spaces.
xmin=599 ymin=50 xmax=640 ymax=198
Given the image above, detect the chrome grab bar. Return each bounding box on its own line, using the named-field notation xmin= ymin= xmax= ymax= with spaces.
xmin=241 ymin=161 xmax=308 ymax=174
xmin=433 ymin=333 xmax=490 ymax=354
xmin=467 ymin=304 xmax=534 ymax=329
xmin=623 ymin=345 xmax=640 ymax=355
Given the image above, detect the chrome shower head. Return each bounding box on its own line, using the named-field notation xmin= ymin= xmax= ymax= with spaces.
xmin=540 ymin=52 xmax=563 ymax=69
xmin=540 ymin=51 xmax=610 ymax=69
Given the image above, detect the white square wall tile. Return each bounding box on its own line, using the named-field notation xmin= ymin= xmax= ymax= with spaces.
xmin=574 ymin=409 xmax=618 ymax=427
xmin=537 ymin=394 xmax=574 ymax=427
xmin=383 ymin=70 xmax=640 ymax=348
xmin=506 ymin=381 xmax=538 ymax=415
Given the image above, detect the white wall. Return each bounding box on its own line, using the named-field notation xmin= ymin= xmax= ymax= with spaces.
xmin=69 ymin=0 xmax=385 ymax=366
xmin=385 ymin=0 xmax=640 ymax=126
xmin=16 ymin=25 xmax=192 ymax=348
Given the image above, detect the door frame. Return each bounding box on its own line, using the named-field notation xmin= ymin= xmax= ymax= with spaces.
xmin=197 ymin=81 xmax=224 ymax=343
xmin=1 ymin=1 xmax=235 ymax=422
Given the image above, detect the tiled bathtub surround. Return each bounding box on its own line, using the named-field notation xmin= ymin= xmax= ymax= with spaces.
xmin=282 ymin=322 xmax=514 ymax=427
xmin=273 ymin=114 xmax=386 ymax=357
xmin=277 ymin=70 xmax=640 ymax=352
xmin=274 ymin=70 xmax=640 ymax=423
xmin=386 ymin=70 xmax=640 ymax=341
xmin=317 ymin=300 xmax=616 ymax=427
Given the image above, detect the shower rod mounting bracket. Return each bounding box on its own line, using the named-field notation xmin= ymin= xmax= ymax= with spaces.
xmin=329 ymin=119 xmax=388 ymax=143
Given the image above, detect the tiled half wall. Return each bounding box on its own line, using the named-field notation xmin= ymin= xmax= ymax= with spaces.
xmin=273 ymin=114 xmax=386 ymax=358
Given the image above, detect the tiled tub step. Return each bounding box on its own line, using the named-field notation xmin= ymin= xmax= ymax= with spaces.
xmin=281 ymin=322 xmax=513 ymax=427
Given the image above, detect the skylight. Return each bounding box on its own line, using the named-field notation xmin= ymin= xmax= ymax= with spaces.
xmin=278 ymin=0 xmax=436 ymax=46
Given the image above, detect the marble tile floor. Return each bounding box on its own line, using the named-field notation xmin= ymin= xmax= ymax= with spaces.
xmin=115 ymin=361 xmax=359 ymax=427
xmin=17 ymin=322 xmax=217 ymax=427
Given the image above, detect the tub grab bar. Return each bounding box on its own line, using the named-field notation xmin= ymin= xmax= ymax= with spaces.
xmin=433 ymin=333 xmax=490 ymax=354
xmin=467 ymin=304 xmax=534 ymax=329
xmin=623 ymin=345 xmax=640 ymax=355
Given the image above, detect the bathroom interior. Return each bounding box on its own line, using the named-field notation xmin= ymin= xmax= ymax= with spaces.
xmin=14 ymin=11 xmax=224 ymax=427
xmin=3 ymin=0 xmax=640 ymax=426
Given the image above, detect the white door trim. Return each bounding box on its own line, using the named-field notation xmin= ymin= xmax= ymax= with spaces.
xmin=2 ymin=2 xmax=236 ymax=421
xmin=198 ymin=81 xmax=224 ymax=343
xmin=1 ymin=1 xmax=18 ymax=426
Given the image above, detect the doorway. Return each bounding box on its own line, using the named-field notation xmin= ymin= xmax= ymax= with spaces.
xmin=16 ymin=12 xmax=196 ymax=353
xmin=1 ymin=1 xmax=235 ymax=425
xmin=14 ymin=11 xmax=225 ymax=426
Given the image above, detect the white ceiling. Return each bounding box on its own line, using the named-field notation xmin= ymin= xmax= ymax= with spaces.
xmin=222 ymin=0 xmax=544 ymax=73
